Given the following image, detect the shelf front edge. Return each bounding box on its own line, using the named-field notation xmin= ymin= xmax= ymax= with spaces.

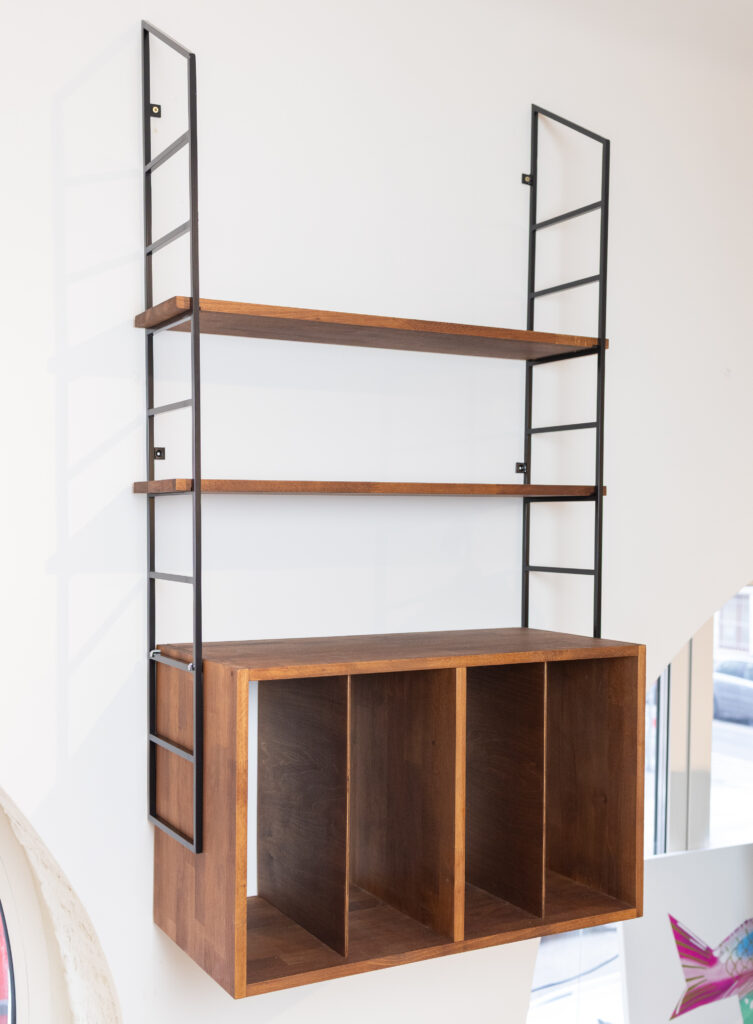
xmin=134 ymin=297 xmax=605 ymax=360
xmin=133 ymin=479 xmax=607 ymax=497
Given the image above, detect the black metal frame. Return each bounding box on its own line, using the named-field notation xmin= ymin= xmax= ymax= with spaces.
xmin=142 ymin=21 xmax=203 ymax=853
xmin=521 ymin=104 xmax=610 ymax=638
xmin=138 ymin=32 xmax=610 ymax=850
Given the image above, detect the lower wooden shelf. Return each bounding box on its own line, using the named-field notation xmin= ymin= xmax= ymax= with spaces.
xmin=152 ymin=627 xmax=645 ymax=998
xmin=245 ymin=875 xmax=635 ymax=995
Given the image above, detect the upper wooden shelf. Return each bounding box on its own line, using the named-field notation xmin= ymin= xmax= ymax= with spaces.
xmin=133 ymin=479 xmax=604 ymax=497
xmin=134 ymin=297 xmax=604 ymax=360
xmin=159 ymin=626 xmax=641 ymax=680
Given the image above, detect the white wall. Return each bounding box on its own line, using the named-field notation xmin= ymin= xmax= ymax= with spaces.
xmin=1 ymin=0 xmax=753 ymax=1020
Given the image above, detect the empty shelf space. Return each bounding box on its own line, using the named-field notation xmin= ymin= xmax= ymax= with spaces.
xmin=246 ymin=884 xmax=453 ymax=995
xmin=133 ymin=478 xmax=605 ymax=497
xmin=464 ymin=873 xmax=635 ymax=943
xmin=134 ymin=296 xmax=603 ymax=360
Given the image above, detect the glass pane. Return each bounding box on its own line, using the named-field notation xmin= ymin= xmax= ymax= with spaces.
xmin=644 ymin=677 xmax=658 ymax=857
xmin=0 ymin=902 xmax=13 ymax=1024
xmin=711 ymin=585 xmax=753 ymax=847
xmin=527 ymin=926 xmax=622 ymax=1023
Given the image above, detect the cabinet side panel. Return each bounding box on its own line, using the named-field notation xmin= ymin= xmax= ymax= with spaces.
xmin=466 ymin=663 xmax=546 ymax=917
xmin=154 ymin=662 xmax=248 ymax=997
xmin=547 ymin=655 xmax=641 ymax=907
xmin=350 ymin=668 xmax=463 ymax=940
xmin=257 ymin=676 xmax=350 ymax=956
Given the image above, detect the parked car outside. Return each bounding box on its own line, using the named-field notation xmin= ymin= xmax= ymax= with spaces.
xmin=713 ymin=656 xmax=753 ymax=724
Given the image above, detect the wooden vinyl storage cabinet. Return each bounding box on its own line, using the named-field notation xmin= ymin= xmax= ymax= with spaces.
xmin=137 ymin=23 xmax=645 ymax=999
xmin=153 ymin=630 xmax=644 ymax=997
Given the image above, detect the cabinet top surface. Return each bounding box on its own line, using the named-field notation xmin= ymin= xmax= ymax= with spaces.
xmin=159 ymin=627 xmax=642 ymax=680
xmin=135 ymin=297 xmax=604 ymax=360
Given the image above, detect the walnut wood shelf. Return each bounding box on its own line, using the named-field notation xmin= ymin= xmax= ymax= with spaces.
xmin=135 ymin=296 xmax=605 ymax=360
xmin=134 ymin=479 xmax=606 ymax=497
xmin=153 ymin=627 xmax=645 ymax=997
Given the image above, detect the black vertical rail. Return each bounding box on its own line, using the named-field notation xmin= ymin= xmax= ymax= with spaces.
xmin=141 ymin=22 xmax=203 ymax=854
xmin=593 ymin=140 xmax=610 ymax=638
xmin=187 ymin=52 xmax=204 ymax=851
xmin=142 ymin=24 xmax=158 ymax=829
xmin=521 ymin=105 xmax=609 ymax=638
xmin=521 ymin=108 xmax=539 ymax=627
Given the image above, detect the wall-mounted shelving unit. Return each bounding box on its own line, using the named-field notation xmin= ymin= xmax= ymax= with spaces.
xmin=136 ymin=21 xmax=644 ymax=999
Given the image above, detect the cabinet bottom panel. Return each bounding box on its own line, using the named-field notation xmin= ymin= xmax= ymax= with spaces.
xmin=244 ymin=878 xmax=636 ymax=996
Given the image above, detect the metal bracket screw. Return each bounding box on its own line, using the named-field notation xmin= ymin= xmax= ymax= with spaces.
xmin=521 ymin=173 xmax=533 ymax=185
xmin=515 ymin=461 xmax=528 ymax=474
xmin=153 ymin=446 xmax=165 ymax=460
xmin=150 ymin=103 xmax=161 ymax=117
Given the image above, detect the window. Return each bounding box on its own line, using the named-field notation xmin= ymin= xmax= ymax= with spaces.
xmin=717 ymin=594 xmax=750 ymax=652
xmin=0 ymin=902 xmax=14 ymax=1024
xmin=711 ymin=587 xmax=753 ymax=848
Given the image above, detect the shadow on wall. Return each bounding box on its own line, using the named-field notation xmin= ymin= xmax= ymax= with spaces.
xmin=0 ymin=789 xmax=121 ymax=1023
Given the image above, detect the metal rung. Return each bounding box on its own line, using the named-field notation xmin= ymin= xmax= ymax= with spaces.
xmin=527 ymin=495 xmax=597 ymax=503
xmin=525 ymin=564 xmax=596 ymax=576
xmin=146 ymin=131 xmax=190 ymax=173
xmin=532 ymin=274 xmax=600 ymax=299
xmin=534 ymin=201 xmax=602 ymax=231
xmin=148 ymin=812 xmax=196 ymax=852
xmin=146 ymin=220 xmax=190 ymax=255
xmin=149 ymin=571 xmax=193 ymax=584
xmin=149 ymin=650 xmax=195 ymax=672
xmin=148 ymin=398 xmax=193 ymax=416
xmin=528 ymin=421 xmax=598 ymax=435
xmin=147 ymin=311 xmax=193 ymax=335
xmin=149 ymin=732 xmax=195 ymax=762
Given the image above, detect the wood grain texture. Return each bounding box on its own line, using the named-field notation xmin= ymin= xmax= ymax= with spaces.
xmin=134 ymin=296 xmax=605 ymax=360
xmin=133 ymin=479 xmax=605 ymax=497
xmin=546 ymin=656 xmax=643 ymax=908
xmin=244 ymin=874 xmax=635 ymax=995
xmin=257 ymin=676 xmax=350 ymax=956
xmin=466 ymin=663 xmax=546 ymax=916
xmin=350 ymin=669 xmax=464 ymax=940
xmin=153 ymin=661 xmax=248 ymax=998
xmin=159 ymin=627 xmax=642 ymax=681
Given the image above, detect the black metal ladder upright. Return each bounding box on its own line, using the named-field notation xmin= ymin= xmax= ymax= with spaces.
xmin=142 ymin=22 xmax=204 ymax=853
xmin=520 ymin=105 xmax=610 ymax=638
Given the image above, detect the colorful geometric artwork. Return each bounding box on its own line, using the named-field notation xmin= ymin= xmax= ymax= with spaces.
xmin=670 ymin=914 xmax=753 ymax=1020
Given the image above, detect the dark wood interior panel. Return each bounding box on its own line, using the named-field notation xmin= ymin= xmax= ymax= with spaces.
xmin=466 ymin=663 xmax=547 ymax=917
xmin=258 ymin=676 xmax=350 ymax=956
xmin=153 ymin=662 xmax=248 ymax=997
xmin=350 ymin=668 xmax=465 ymax=940
xmin=546 ymin=656 xmax=644 ymax=907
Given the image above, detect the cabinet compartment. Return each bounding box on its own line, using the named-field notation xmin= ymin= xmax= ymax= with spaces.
xmin=465 ymin=663 xmax=546 ymax=918
xmin=350 ymin=669 xmax=465 ymax=941
xmin=546 ymin=656 xmax=642 ymax=913
xmin=257 ymin=676 xmax=350 ymax=956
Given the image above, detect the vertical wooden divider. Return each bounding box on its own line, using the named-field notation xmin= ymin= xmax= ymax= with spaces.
xmin=350 ymin=667 xmax=465 ymax=941
xmin=466 ymin=662 xmax=547 ymax=917
xmin=257 ymin=676 xmax=350 ymax=957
